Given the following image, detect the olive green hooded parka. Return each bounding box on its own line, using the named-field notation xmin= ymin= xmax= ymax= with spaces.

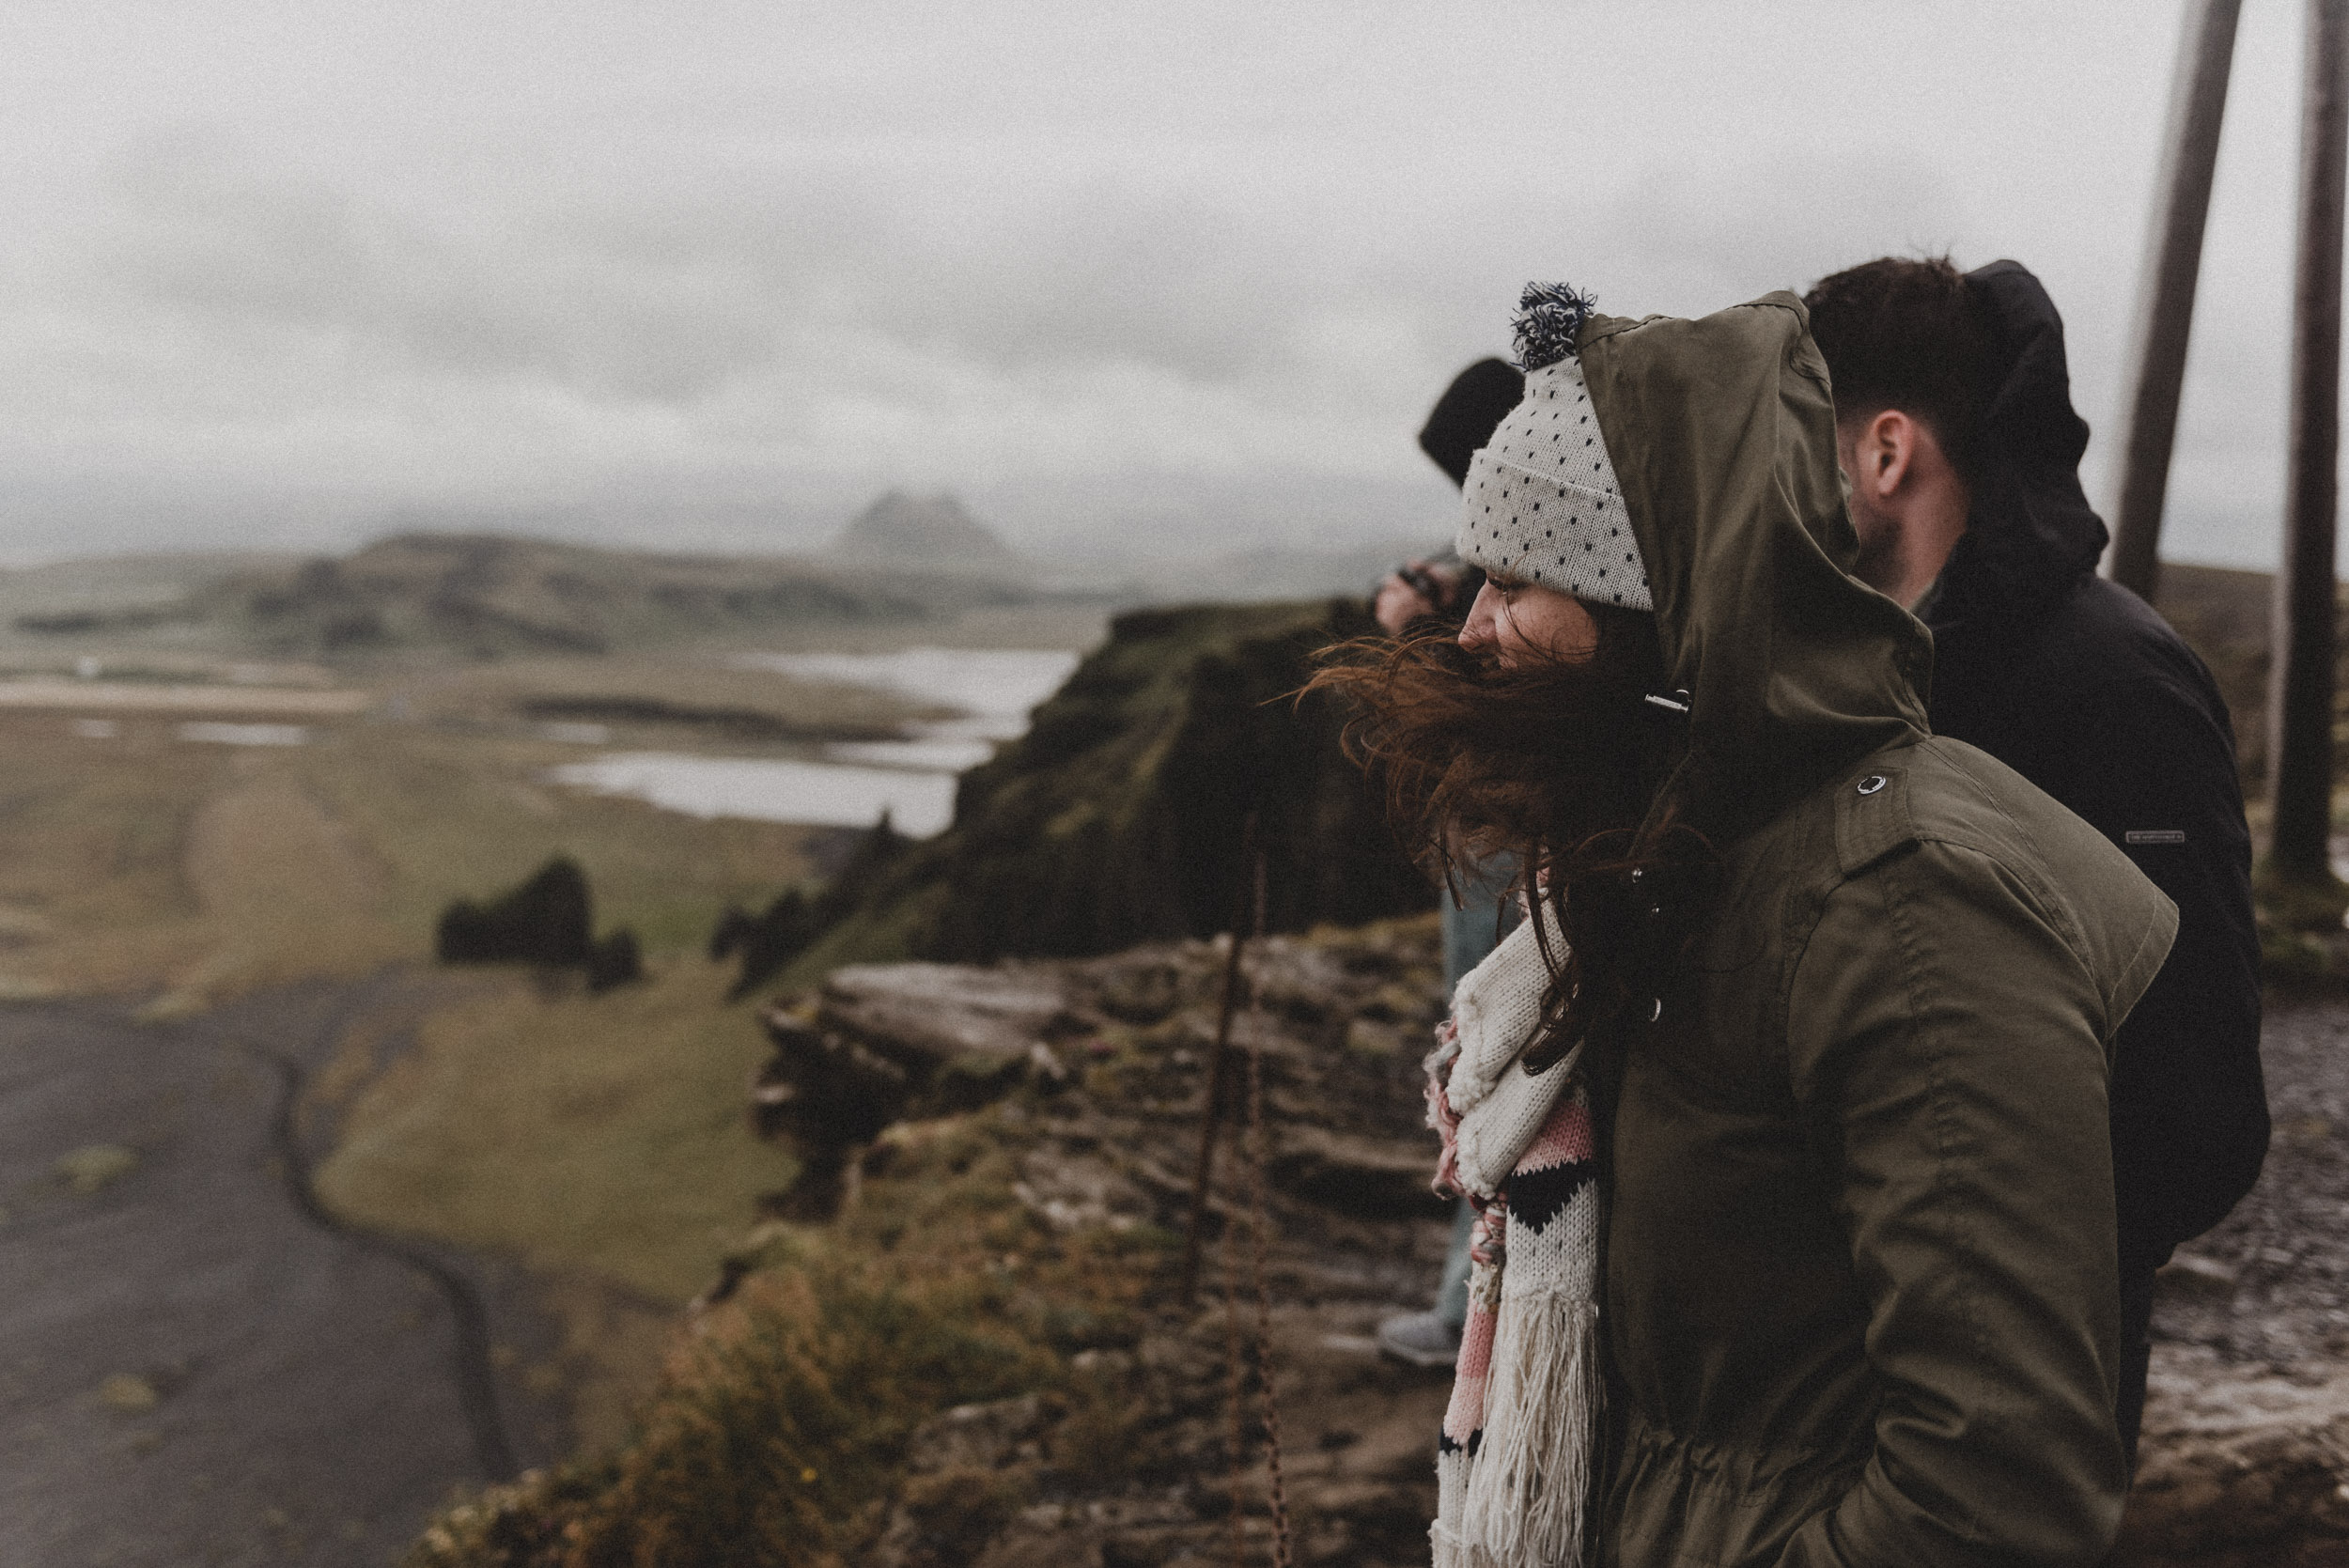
xmin=1574 ymin=295 xmax=2177 ymax=1567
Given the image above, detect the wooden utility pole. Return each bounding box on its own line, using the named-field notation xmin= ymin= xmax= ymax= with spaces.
xmin=2271 ymin=0 xmax=2349 ymax=883
xmin=2107 ymin=0 xmax=2244 ymax=601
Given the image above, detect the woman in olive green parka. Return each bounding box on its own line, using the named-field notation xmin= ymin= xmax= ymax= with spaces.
xmin=1333 ymin=292 xmax=2177 ymax=1567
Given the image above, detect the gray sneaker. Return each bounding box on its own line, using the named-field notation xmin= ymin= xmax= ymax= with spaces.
xmin=1376 ymin=1309 xmax=1462 ymax=1369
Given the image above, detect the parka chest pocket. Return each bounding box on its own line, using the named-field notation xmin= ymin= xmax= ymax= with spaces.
xmin=1631 ymin=962 xmax=1796 ymax=1117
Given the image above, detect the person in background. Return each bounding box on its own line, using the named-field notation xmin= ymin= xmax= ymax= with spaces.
xmin=1803 ymin=256 xmax=2268 ymax=1462
xmin=1374 ymin=355 xmax=1524 ymax=638
xmin=1319 ymin=281 xmax=2174 ymax=1567
xmin=1374 ymin=356 xmax=1525 ymax=1369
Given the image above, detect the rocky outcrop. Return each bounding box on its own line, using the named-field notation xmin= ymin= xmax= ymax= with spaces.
xmin=408 ymin=912 xmax=2349 ymax=1567
xmin=753 ymin=925 xmax=1451 ymax=1234
xmin=740 ymin=918 xmax=1459 ymax=1567
xmin=783 ymin=598 xmax=1435 ymax=982
xmin=753 ymin=945 xmax=2349 ymax=1568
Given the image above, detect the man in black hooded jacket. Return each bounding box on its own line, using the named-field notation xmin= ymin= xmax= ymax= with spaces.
xmin=1804 ymin=256 xmax=2268 ymax=1460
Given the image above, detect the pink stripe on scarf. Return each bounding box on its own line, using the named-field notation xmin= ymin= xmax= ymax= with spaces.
xmin=1517 ymin=1102 xmax=1595 ymax=1169
xmin=1442 ymin=1301 xmax=1496 ymax=1444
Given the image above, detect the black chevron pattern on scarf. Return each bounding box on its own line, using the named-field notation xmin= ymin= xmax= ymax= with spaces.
xmin=1505 ymin=1157 xmax=1595 ymax=1234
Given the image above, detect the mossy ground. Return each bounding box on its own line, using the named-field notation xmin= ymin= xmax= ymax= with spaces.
xmin=403 ymin=1109 xmax=1165 ymax=1568
xmin=311 ymin=959 xmax=801 ymax=1304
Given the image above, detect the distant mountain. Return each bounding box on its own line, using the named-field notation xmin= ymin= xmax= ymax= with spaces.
xmin=7 ymin=533 xmax=1063 ymax=661
xmin=826 ymin=491 xmax=1025 ymax=577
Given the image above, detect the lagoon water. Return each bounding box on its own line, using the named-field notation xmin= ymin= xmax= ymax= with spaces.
xmin=179 ymin=721 xmax=310 ymax=747
xmin=738 ymin=646 xmax=1081 ymax=742
xmin=548 ymin=753 xmax=963 ymax=836
xmin=742 ymin=646 xmax=1081 ymax=768
xmin=547 ymin=646 xmax=1081 ymax=837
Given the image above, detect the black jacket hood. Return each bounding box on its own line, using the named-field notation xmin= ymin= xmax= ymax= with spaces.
xmin=1913 ymin=261 xmax=2268 ymax=1286
xmin=1928 ymin=260 xmax=2109 ymax=634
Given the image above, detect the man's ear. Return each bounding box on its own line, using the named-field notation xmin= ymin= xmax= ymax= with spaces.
xmin=1850 ymin=409 xmax=1918 ymax=500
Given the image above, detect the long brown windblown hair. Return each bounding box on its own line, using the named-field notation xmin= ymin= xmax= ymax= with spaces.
xmin=1310 ymin=606 xmax=1718 ymax=1071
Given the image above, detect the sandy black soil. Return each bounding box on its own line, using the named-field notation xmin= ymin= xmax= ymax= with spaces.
xmin=0 ymin=974 xmax=568 ymax=1568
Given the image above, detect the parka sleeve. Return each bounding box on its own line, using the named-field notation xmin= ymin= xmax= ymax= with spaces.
xmin=1772 ymin=838 xmax=2140 ymax=1568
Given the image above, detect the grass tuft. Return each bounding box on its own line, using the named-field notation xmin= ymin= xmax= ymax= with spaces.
xmin=402 ymin=1101 xmax=1159 ymax=1567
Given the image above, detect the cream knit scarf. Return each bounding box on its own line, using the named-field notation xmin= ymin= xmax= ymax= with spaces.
xmin=1425 ymin=908 xmax=1603 ymax=1568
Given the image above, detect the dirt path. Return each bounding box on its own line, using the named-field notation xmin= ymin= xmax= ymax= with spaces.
xmin=0 ymin=974 xmax=566 ymax=1568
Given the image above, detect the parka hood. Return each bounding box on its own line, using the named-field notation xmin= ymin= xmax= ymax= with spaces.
xmin=1577 ymin=293 xmax=1930 ymax=840
xmin=1930 ymin=260 xmax=2109 ymax=631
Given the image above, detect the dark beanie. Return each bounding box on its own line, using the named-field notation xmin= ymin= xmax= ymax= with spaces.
xmin=1418 ymin=357 xmax=1527 ymax=489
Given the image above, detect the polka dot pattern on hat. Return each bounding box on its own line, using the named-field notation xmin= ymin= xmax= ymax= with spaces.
xmin=1455 ymin=356 xmax=1653 ymax=612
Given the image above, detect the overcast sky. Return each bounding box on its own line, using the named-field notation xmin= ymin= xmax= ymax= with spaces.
xmin=0 ymin=1 xmax=2321 ymax=568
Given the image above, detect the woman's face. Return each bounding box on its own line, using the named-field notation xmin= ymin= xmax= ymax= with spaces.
xmin=1458 ymin=575 xmax=1600 ymax=669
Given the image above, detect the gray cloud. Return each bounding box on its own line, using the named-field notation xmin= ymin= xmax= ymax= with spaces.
xmin=97 ymin=132 xmax=786 ymax=404
xmin=0 ymin=0 xmax=2316 ymax=569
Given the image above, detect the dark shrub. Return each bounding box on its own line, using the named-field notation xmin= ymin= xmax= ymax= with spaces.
xmin=586 ymin=928 xmax=643 ymax=993
xmin=436 ymin=857 xmax=594 ymax=968
xmin=710 ymin=889 xmax=817 ymax=1001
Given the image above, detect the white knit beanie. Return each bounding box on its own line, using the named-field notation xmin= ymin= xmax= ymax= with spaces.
xmin=1455 ymin=286 xmax=1654 ymax=613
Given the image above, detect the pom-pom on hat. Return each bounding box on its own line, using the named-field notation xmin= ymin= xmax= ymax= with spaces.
xmin=1455 ymin=284 xmax=1654 ymax=613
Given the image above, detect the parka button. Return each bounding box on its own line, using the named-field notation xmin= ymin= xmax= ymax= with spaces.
xmin=1857 ymin=775 xmax=1887 ymax=796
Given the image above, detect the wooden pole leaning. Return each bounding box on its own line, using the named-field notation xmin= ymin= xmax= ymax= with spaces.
xmin=1179 ymin=813 xmax=1261 ymax=1307
xmin=2107 ymin=0 xmax=2244 ymax=600
xmin=2270 ymin=0 xmax=2349 ymax=884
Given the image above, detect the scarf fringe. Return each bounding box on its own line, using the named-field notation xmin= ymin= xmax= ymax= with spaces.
xmin=1430 ymin=1523 xmax=1499 ymax=1568
xmin=1432 ymin=1449 xmax=1476 ymax=1567
xmin=1457 ymin=1287 xmax=1602 ymax=1568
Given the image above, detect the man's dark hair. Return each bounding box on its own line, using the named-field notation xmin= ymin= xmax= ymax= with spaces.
xmin=1803 ymin=256 xmax=1994 ymax=480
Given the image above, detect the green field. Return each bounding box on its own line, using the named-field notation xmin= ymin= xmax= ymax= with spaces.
xmin=0 ymin=584 xmax=1104 ymax=1450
